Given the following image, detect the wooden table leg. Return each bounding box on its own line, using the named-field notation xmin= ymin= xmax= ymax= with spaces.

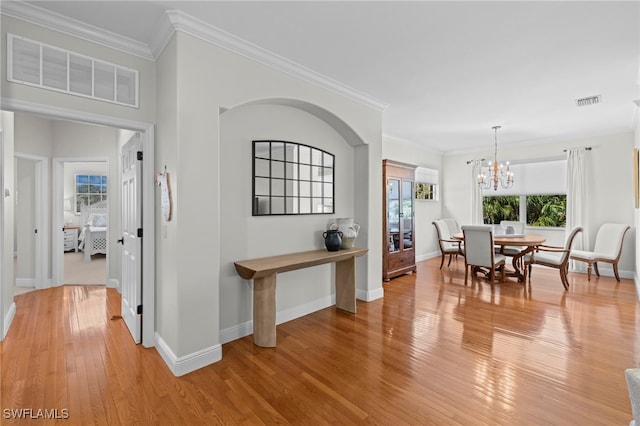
xmin=253 ymin=273 xmax=277 ymax=347
xmin=335 ymin=257 xmax=356 ymax=313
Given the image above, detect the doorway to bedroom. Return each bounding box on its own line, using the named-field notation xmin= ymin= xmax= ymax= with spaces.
xmin=62 ymin=161 xmax=108 ymax=285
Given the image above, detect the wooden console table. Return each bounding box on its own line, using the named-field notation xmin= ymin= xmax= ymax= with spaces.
xmin=234 ymin=248 xmax=368 ymax=347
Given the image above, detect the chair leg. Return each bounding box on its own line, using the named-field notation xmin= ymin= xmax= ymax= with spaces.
xmin=560 ymin=266 xmax=569 ymax=290
xmin=439 ymin=254 xmax=445 ymax=269
xmin=586 ymin=263 xmax=592 ymax=281
xmin=593 ymin=262 xmax=600 ymax=277
xmin=613 ymin=262 xmax=621 ymax=282
xmin=464 ymin=264 xmax=469 ymax=285
xmin=447 ymin=254 xmax=453 ymax=267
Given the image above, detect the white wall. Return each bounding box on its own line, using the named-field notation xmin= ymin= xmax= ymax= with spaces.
xmin=153 ymin=31 xmax=383 ymax=365
xmin=443 ymin=132 xmax=636 ymax=278
xmin=219 ymin=103 xmax=356 ymax=337
xmin=382 ymin=136 xmax=443 ymax=261
xmin=15 ymin=158 xmax=35 ymax=283
xmin=1 ymin=111 xmax=15 ymax=340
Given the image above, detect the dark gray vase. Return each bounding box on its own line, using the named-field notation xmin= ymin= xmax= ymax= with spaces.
xmin=322 ymin=230 xmax=343 ymax=251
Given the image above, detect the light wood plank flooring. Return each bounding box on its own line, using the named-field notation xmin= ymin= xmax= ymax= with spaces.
xmin=1 ymin=257 xmax=638 ymax=424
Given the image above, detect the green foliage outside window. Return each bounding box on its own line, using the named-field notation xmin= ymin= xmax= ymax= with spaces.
xmin=482 ymin=194 xmax=566 ymax=227
xmin=482 ymin=196 xmax=519 ymax=224
xmin=526 ymin=195 xmax=566 ymax=227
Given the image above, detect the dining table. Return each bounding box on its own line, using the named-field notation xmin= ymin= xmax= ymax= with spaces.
xmin=452 ymin=232 xmax=546 ymax=282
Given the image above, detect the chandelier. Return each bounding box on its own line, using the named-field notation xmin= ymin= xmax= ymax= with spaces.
xmin=477 ymin=126 xmax=514 ymax=190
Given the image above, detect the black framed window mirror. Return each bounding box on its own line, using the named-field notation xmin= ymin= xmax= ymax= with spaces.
xmin=253 ymin=140 xmax=335 ymax=215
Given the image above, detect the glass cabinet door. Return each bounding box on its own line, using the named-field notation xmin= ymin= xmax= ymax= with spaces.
xmin=387 ymin=178 xmax=400 ymax=252
xmin=401 ymin=179 xmax=414 ymax=250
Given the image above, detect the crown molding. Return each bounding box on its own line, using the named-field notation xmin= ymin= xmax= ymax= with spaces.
xmin=152 ymin=10 xmax=388 ymax=111
xmin=0 ymin=1 xmax=154 ymax=60
xmin=1 ymin=2 xmax=387 ymax=111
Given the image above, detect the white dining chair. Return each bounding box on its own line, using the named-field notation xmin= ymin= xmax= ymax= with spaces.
xmin=523 ymin=226 xmax=583 ymax=290
xmin=461 ymin=225 xmax=505 ymax=285
xmin=433 ymin=220 xmax=464 ymax=269
xmin=570 ymin=223 xmax=630 ymax=282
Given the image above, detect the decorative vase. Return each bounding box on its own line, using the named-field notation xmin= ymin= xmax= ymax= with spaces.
xmin=322 ymin=229 xmax=343 ymax=252
xmin=332 ymin=218 xmax=360 ymax=249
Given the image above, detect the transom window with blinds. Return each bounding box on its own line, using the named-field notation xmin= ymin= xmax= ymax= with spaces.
xmin=7 ymin=33 xmax=138 ymax=108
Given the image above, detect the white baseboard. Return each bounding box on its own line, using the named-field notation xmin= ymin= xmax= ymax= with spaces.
xmin=2 ymin=302 xmax=16 ymax=341
xmin=416 ymin=251 xmax=440 ymax=263
xmin=108 ymin=278 xmax=120 ymax=291
xmin=569 ymin=267 xmax=634 ymax=280
xmin=154 ymin=332 xmax=222 ymax=377
xmin=220 ymin=290 xmax=385 ymax=345
xmin=15 ymin=278 xmax=35 ymax=288
xmin=357 ymin=286 xmax=384 ymax=302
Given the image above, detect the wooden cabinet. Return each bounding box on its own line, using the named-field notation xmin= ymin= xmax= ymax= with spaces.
xmin=383 ymin=160 xmax=417 ymax=281
xmin=63 ymin=226 xmax=79 ymax=252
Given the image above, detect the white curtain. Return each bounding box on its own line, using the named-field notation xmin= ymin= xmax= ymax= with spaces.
xmin=566 ymin=149 xmax=589 ymax=261
xmin=471 ymin=160 xmax=484 ymax=224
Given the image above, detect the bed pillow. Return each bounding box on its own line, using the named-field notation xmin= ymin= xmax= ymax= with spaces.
xmin=88 ymin=214 xmax=108 ymax=227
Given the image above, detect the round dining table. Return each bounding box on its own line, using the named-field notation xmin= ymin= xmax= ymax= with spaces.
xmin=452 ymin=232 xmax=546 ymax=282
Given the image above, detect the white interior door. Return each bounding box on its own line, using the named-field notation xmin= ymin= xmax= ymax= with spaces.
xmin=120 ymin=134 xmax=142 ymax=343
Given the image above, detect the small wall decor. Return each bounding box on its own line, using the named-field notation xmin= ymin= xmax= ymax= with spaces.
xmin=156 ymin=166 xmax=172 ymax=221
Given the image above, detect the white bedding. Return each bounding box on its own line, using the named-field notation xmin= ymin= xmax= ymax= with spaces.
xmin=79 ymin=206 xmax=108 ymax=262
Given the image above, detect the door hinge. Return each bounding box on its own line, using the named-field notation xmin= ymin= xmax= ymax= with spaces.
xmin=137 ymin=151 xmax=143 ymax=161
xmin=34 ymin=229 xmax=38 ymax=234
xmin=137 ymin=305 xmax=143 ymax=315
xmin=137 ymin=228 xmax=143 ymax=238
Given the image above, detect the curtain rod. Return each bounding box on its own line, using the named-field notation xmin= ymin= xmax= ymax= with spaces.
xmin=563 ymin=147 xmax=592 ymax=152
xmin=466 ymin=159 xmax=485 ymax=164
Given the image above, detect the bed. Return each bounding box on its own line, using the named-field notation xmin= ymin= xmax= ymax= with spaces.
xmin=78 ymin=202 xmax=108 ymax=262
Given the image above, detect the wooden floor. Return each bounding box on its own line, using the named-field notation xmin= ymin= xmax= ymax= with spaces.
xmin=1 ymin=257 xmax=639 ymax=425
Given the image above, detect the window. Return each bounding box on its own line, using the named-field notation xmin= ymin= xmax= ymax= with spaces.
xmin=415 ymin=166 xmax=439 ymax=201
xmin=252 ymin=141 xmax=334 ymax=215
xmin=75 ymin=174 xmax=107 ymax=213
xmin=482 ymin=194 xmax=566 ymax=227
xmin=482 ymin=160 xmax=566 ymax=227
xmin=483 ymin=196 xmax=519 ymax=224
xmin=526 ymin=195 xmax=566 ymax=227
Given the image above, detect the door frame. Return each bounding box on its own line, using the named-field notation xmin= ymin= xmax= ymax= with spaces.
xmin=52 ymin=157 xmax=109 ymax=288
xmin=14 ymin=153 xmax=48 ymax=290
xmin=1 ymin=98 xmax=156 ymax=348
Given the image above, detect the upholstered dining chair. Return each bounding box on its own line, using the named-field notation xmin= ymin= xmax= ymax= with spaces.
xmin=461 ymin=225 xmax=505 ymax=285
xmin=524 ymin=226 xmax=583 ymax=290
xmin=497 ymin=220 xmax=526 ymax=267
xmin=433 ymin=219 xmax=464 ymax=269
xmin=570 ymin=223 xmax=630 ymax=282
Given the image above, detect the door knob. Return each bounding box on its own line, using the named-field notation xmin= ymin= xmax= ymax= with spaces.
xmin=117 ymin=238 xmax=124 ymax=245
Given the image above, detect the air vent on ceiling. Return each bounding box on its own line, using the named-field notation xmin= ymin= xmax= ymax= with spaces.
xmin=575 ymin=95 xmax=601 ymax=107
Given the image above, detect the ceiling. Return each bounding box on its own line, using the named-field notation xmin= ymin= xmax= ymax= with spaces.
xmin=10 ymin=1 xmax=640 ymax=153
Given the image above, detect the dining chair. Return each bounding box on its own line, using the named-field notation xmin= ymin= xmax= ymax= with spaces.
xmin=569 ymin=223 xmax=630 ymax=282
xmin=497 ymin=220 xmax=526 ymax=267
xmin=461 ymin=225 xmax=505 ymax=285
xmin=433 ymin=220 xmax=464 ymax=269
xmin=524 ymin=226 xmax=583 ymax=290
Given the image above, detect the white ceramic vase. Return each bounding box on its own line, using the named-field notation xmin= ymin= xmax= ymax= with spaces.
xmin=331 ymin=218 xmax=360 ymax=249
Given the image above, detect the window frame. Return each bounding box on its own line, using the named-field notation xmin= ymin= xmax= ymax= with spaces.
xmin=74 ymin=173 xmax=108 ymax=214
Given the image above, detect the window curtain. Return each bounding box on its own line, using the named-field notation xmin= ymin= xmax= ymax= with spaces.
xmin=566 ymin=149 xmax=589 ymax=267
xmin=471 ymin=160 xmax=484 ymax=224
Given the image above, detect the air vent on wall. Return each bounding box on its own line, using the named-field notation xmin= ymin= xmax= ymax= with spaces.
xmin=575 ymin=95 xmax=601 ymax=107
xmin=7 ymin=33 xmax=139 ymax=108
